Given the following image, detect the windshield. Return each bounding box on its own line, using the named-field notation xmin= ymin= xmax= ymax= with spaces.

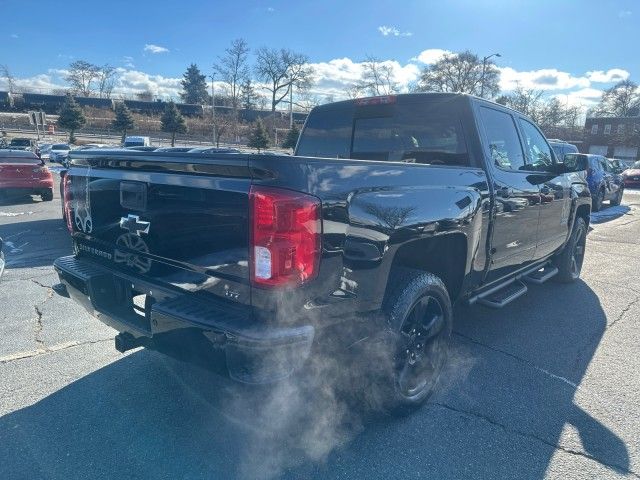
xmin=52 ymin=144 xmax=70 ymax=150
xmin=9 ymin=139 xmax=30 ymax=146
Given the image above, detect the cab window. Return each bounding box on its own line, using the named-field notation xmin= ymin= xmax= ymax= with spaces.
xmin=479 ymin=107 xmax=526 ymax=171
xmin=518 ymin=118 xmax=554 ymax=171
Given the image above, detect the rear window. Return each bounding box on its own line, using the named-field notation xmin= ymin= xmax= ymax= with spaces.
xmin=297 ymin=101 xmax=469 ymax=166
xmin=52 ymin=144 xmax=70 ymax=150
xmin=9 ymin=139 xmax=31 ymax=146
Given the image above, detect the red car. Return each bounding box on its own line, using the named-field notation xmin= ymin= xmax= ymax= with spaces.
xmin=622 ymin=160 xmax=640 ymax=188
xmin=0 ymin=150 xmax=54 ymax=201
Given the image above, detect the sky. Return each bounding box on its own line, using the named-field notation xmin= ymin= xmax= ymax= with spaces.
xmin=1 ymin=0 xmax=638 ymax=110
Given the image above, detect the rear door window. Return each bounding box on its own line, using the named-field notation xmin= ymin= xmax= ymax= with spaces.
xmin=479 ymin=107 xmax=526 ymax=171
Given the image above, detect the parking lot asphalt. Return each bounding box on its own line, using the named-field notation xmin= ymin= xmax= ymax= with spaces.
xmin=1 ymin=177 xmax=640 ymax=480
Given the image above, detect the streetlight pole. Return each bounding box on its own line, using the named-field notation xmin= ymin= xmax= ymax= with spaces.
xmin=210 ymin=73 xmax=217 ymax=146
xmin=481 ymin=53 xmax=501 ymax=98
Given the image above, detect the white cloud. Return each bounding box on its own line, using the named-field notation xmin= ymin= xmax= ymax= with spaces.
xmin=412 ymin=48 xmax=452 ymax=65
xmin=378 ymin=25 xmax=413 ymax=37
xmin=586 ymin=68 xmax=629 ymax=83
xmin=123 ymin=56 xmax=135 ymax=68
xmin=144 ymin=44 xmax=169 ymax=54
xmin=10 ymin=33 xmax=18 ymax=39
xmin=267 ymin=7 xmax=275 ymax=12
xmin=499 ymin=67 xmax=591 ymax=91
xmin=307 ymin=57 xmax=420 ymax=99
xmin=618 ymin=10 xmax=632 ymax=18
xmin=555 ymin=88 xmax=605 ymax=108
xmin=114 ymin=68 xmax=181 ymax=98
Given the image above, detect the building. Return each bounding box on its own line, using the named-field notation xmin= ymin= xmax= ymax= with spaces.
xmin=583 ymin=115 xmax=640 ymax=164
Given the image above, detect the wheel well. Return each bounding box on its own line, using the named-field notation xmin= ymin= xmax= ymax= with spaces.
xmin=576 ymin=204 xmax=591 ymax=228
xmin=387 ymin=234 xmax=467 ymax=301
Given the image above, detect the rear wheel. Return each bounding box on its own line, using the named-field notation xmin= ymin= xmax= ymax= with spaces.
xmin=610 ymin=187 xmax=623 ymax=206
xmin=592 ymin=188 xmax=604 ymax=212
xmin=554 ymin=216 xmax=587 ymax=283
xmin=41 ymin=189 xmax=53 ymax=201
xmin=381 ymin=268 xmax=452 ymax=413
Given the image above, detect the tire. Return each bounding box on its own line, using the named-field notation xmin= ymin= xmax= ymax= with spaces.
xmin=592 ymin=188 xmax=604 ymax=212
xmin=41 ymin=189 xmax=53 ymax=201
xmin=380 ymin=268 xmax=453 ymax=413
xmin=554 ymin=216 xmax=588 ymax=283
xmin=610 ymin=187 xmax=623 ymax=206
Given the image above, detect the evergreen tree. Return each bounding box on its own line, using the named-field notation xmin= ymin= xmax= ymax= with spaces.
xmin=239 ymin=78 xmax=259 ymax=110
xmin=112 ymin=103 xmax=135 ymax=144
xmin=282 ymin=124 xmax=300 ymax=149
xmin=247 ymin=118 xmax=270 ymax=152
xmin=160 ymin=102 xmax=187 ymax=146
xmin=180 ymin=64 xmax=210 ymax=105
xmin=57 ymin=94 xmax=86 ymax=144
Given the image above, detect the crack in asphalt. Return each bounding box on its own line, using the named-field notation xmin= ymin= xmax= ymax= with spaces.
xmin=0 ymin=338 xmax=113 ymax=364
xmin=453 ymin=331 xmax=579 ymax=390
xmin=34 ymin=305 xmax=44 ymax=347
xmin=430 ymin=402 xmax=640 ymax=478
xmin=31 ymin=278 xmax=53 ymax=289
xmin=608 ymin=294 xmax=640 ymax=330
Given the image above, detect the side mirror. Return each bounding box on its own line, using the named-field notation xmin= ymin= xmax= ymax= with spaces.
xmin=563 ymin=154 xmax=579 ymax=172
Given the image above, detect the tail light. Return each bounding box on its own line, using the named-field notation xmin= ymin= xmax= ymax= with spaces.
xmin=249 ymin=186 xmax=321 ymax=287
xmin=63 ymin=174 xmax=73 ymax=233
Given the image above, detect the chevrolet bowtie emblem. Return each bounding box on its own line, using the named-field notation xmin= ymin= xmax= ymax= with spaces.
xmin=119 ymin=214 xmax=150 ymax=236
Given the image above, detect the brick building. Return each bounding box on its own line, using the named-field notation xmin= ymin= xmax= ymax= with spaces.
xmin=583 ymin=115 xmax=640 ymax=164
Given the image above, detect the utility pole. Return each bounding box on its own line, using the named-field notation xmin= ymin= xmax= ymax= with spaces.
xmin=481 ymin=53 xmax=501 ymax=98
xmin=209 ymin=73 xmax=217 ymax=146
xmin=289 ymin=84 xmax=293 ymax=129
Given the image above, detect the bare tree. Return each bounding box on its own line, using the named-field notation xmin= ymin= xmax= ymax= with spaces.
xmin=136 ymin=90 xmax=154 ymax=101
xmin=214 ymin=38 xmax=250 ymax=111
xmin=495 ymin=85 xmax=545 ymax=121
xmin=594 ymin=80 xmax=640 ymax=117
xmin=97 ymin=64 xmax=117 ymax=99
xmin=255 ymin=48 xmax=314 ymax=112
xmin=66 ymin=60 xmax=99 ymax=96
xmin=0 ymin=64 xmax=16 ymax=94
xmin=354 ymin=56 xmax=398 ymax=96
xmin=417 ymin=50 xmax=500 ymax=98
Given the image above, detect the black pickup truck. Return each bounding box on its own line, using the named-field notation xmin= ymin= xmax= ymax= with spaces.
xmin=54 ymin=93 xmax=591 ymax=410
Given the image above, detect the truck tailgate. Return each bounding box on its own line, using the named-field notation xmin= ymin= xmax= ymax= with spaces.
xmin=65 ymin=151 xmax=251 ymax=306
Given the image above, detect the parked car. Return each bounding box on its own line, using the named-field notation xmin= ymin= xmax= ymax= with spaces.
xmin=0 ymin=150 xmax=54 ymax=201
xmin=622 ymin=160 xmax=640 ymax=188
xmin=0 ymin=236 xmax=5 ymax=279
xmin=49 ymin=143 xmax=71 ymax=164
xmin=55 ymin=93 xmax=591 ymax=411
xmin=38 ymin=143 xmax=53 ymax=160
xmin=8 ymin=137 xmax=40 ymax=157
xmin=565 ymin=153 xmax=623 ymax=211
xmin=123 ymin=136 xmax=150 ymax=148
xmin=547 ymin=139 xmax=579 ymax=159
xmin=609 ymin=158 xmax=628 ymax=174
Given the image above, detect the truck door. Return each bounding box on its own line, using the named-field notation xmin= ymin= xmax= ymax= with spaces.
xmin=516 ymin=117 xmax=572 ymax=259
xmin=477 ymin=106 xmax=541 ymax=283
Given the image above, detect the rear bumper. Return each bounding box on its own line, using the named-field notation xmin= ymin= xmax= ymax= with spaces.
xmin=53 ymin=255 xmax=314 ymax=384
xmin=0 ymin=179 xmax=54 ymax=191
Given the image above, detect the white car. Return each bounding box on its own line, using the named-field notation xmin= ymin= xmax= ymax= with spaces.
xmin=49 ymin=143 xmax=71 ymax=163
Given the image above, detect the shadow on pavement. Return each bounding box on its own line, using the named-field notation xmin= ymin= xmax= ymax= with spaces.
xmin=0 ymin=279 xmax=629 ymax=479
xmin=590 ymin=205 xmax=631 ymax=224
xmin=0 ymin=218 xmax=71 ymax=268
